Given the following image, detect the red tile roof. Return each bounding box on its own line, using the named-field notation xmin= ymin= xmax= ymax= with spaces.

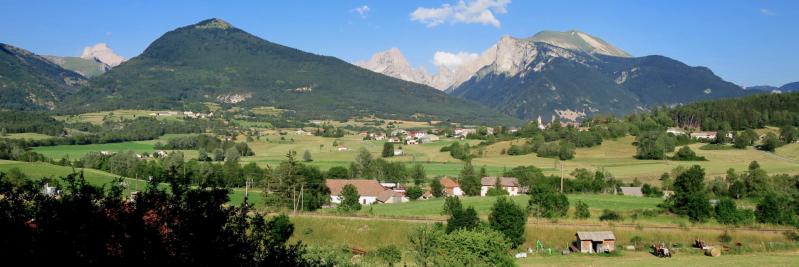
xmin=326 ymin=179 xmax=386 ymax=197
xmin=440 ymin=177 xmax=460 ymax=188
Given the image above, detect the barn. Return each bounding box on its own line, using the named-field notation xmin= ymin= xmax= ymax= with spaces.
xmin=574 ymin=231 xmax=616 ymax=253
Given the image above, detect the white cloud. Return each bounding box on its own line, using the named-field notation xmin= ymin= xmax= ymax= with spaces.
xmin=760 ymin=8 xmax=775 ymax=16
xmin=353 ymin=5 xmax=370 ymax=18
xmin=433 ymin=51 xmax=479 ymax=69
xmin=411 ymin=0 xmax=510 ymax=28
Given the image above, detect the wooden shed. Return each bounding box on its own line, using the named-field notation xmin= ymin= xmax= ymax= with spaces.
xmin=575 ymin=231 xmax=616 ymax=253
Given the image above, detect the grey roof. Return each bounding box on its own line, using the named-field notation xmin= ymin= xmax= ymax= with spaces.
xmin=480 ymin=177 xmax=518 ymax=187
xmin=576 ymin=231 xmax=615 ymax=241
xmin=620 ymin=186 xmax=643 ymax=197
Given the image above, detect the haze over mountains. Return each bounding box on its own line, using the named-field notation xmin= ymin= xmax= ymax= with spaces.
xmin=358 ymin=30 xmax=752 ymax=121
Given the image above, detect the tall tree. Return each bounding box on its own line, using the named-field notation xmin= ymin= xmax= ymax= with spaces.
xmin=382 ymin=142 xmax=395 ymax=158
xmin=459 ymin=161 xmax=481 ymax=196
xmin=430 ymin=178 xmax=444 ymax=198
xmin=338 ymin=184 xmax=362 ymax=212
xmin=411 ymin=163 xmax=426 ymax=185
xmin=669 ymin=165 xmax=712 ymax=222
xmin=488 ymin=196 xmax=527 ymax=248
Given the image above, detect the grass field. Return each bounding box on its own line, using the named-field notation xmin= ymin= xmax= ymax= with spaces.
xmin=776 ymin=143 xmax=799 ymax=160
xmin=54 ymin=109 xmax=185 ymax=125
xmin=290 ymin=215 xmax=796 ymax=253
xmin=5 ymin=133 xmax=54 ymax=140
xmin=345 ymin=194 xmax=663 ymax=219
xmin=0 ymin=160 xmax=122 ymax=186
xmin=518 ymin=250 xmax=799 ymax=267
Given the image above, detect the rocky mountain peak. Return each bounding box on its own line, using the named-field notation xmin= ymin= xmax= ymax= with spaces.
xmin=80 ymin=43 xmax=124 ymax=67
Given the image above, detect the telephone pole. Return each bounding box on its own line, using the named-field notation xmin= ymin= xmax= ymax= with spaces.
xmin=559 ymin=160 xmax=564 ymax=193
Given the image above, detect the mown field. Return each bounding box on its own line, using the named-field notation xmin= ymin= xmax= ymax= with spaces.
xmin=290 ymin=215 xmax=796 ymax=253
xmin=517 ymin=250 xmax=799 ymax=267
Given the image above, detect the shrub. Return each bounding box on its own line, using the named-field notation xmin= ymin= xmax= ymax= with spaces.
xmin=574 ymin=200 xmax=591 ymax=219
xmin=599 ymin=209 xmax=622 ymax=221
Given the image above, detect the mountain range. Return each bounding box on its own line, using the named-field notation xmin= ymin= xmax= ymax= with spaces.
xmin=358 ymin=30 xmax=752 ymax=121
xmin=60 ymin=18 xmax=516 ymax=124
xmin=746 ymin=82 xmax=799 ymax=93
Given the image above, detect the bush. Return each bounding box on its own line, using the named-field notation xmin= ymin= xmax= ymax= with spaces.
xmin=599 ymin=209 xmax=622 ymax=221
xmin=372 ymin=245 xmax=402 ymax=266
xmin=669 ymin=146 xmax=707 ymax=161
xmin=574 ymin=200 xmax=591 ymax=219
xmin=406 ymin=186 xmax=423 ymax=201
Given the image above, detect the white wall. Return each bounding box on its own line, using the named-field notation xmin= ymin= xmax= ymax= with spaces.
xmin=330 ymin=195 xmax=378 ymax=205
xmin=480 ymin=186 xmax=519 ymax=196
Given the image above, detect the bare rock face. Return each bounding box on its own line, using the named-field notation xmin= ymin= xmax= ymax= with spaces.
xmin=80 ymin=43 xmax=125 ymax=67
xmin=355 ymin=48 xmax=436 ymax=88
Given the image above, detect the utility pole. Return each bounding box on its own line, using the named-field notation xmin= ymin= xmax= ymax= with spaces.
xmin=559 ymin=160 xmax=564 ymax=193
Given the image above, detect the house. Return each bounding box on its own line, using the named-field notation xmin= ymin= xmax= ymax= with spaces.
xmin=387 ymin=137 xmax=401 ymax=143
xmin=326 ymin=179 xmax=387 ymax=205
xmin=409 ymin=131 xmax=426 ymax=139
xmin=666 ymin=127 xmax=686 ymax=135
xmin=419 ymin=134 xmax=440 ymax=143
xmin=337 ymin=147 xmax=349 ymax=152
xmin=574 ymin=231 xmax=616 ymax=253
xmin=42 ymin=183 xmax=58 ymax=196
xmin=619 ymin=186 xmax=644 ymax=197
xmin=690 ymin=131 xmax=717 ymax=140
xmin=454 ymin=128 xmax=477 ymax=137
xmin=406 ymin=139 xmax=418 ymax=145
xmin=393 ymin=150 xmax=404 ymax=156
xmin=480 ymin=177 xmax=521 ymax=196
xmin=391 ymin=129 xmax=407 ymax=136
xmin=440 ymin=177 xmax=463 ymax=197
xmin=377 ymin=190 xmax=408 ymax=203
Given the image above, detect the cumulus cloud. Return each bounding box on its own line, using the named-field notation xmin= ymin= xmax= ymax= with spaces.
xmin=759 ymin=8 xmax=775 ymax=16
xmin=353 ymin=5 xmax=370 ymax=17
xmin=411 ymin=0 xmax=510 ymax=28
xmin=433 ymin=51 xmax=479 ymax=69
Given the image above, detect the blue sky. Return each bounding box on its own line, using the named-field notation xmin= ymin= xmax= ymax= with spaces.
xmin=2 ymin=0 xmax=796 ymax=86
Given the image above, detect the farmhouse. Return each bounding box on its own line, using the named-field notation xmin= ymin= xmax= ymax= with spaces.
xmin=454 ymin=128 xmax=476 ymax=138
xmin=480 ymin=177 xmax=521 ymax=196
xmin=574 ymin=231 xmax=616 ymax=253
xmin=440 ymin=177 xmax=463 ymax=197
xmin=666 ymin=127 xmax=686 ymax=135
xmin=419 ymin=134 xmax=440 ymax=143
xmin=619 ymin=186 xmax=643 ymax=197
xmin=409 ymin=131 xmax=426 ymax=139
xmin=326 ymin=179 xmax=387 ymax=205
xmin=690 ymin=131 xmax=717 ymax=140
xmin=405 ymin=139 xmax=418 ymax=145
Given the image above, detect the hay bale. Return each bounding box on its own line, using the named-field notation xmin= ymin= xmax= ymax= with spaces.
xmin=704 ymin=246 xmax=721 ymax=257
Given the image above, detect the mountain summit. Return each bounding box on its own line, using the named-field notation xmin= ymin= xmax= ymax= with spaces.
xmin=527 ymin=30 xmax=631 ymax=58
xmin=68 ymin=18 xmax=515 ymax=124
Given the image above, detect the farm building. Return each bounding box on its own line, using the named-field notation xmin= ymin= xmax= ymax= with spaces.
xmin=480 ymin=177 xmax=521 ymax=196
xmin=619 ymin=186 xmax=643 ymax=197
xmin=326 ymin=179 xmax=387 ymax=205
xmin=419 ymin=134 xmax=440 ymax=143
xmin=690 ymin=131 xmax=717 ymax=140
xmin=440 ymin=177 xmax=463 ymax=197
xmin=666 ymin=127 xmax=686 ymax=135
xmin=574 ymin=231 xmax=616 ymax=253
xmin=377 ymin=190 xmax=408 ymax=203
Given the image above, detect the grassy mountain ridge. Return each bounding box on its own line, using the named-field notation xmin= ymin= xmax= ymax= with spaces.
xmin=66 ymin=19 xmax=517 ymax=125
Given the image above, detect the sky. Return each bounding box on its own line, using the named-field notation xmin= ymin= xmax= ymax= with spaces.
xmin=2 ymin=0 xmax=797 ymax=87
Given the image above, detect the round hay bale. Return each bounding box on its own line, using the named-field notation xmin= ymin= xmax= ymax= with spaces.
xmin=704 ymin=246 xmax=721 ymax=257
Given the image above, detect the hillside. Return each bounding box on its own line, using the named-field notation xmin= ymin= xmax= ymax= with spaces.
xmin=0 ymin=43 xmax=86 ymax=110
xmin=449 ymin=34 xmax=750 ymax=121
xmin=66 ymin=18 xmax=517 ymax=125
xmin=669 ymin=92 xmax=799 ymax=130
